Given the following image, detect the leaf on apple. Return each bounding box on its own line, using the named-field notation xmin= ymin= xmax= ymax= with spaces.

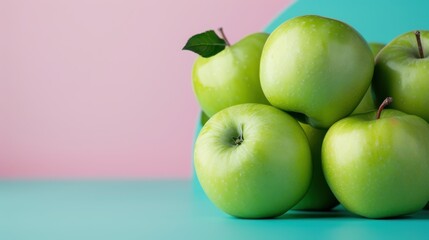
xmin=182 ymin=30 xmax=226 ymax=58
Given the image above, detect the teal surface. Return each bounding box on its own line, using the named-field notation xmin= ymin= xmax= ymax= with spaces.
xmin=192 ymin=0 xmax=429 ymax=195
xmin=1 ymin=180 xmax=428 ymax=240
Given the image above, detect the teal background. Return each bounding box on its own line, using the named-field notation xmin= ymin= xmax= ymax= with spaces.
xmin=192 ymin=0 xmax=429 ymax=196
xmin=265 ymin=0 xmax=429 ymax=44
xmin=1 ymin=181 xmax=428 ymax=239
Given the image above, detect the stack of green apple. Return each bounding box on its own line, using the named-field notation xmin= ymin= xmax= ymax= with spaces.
xmin=183 ymin=15 xmax=429 ymax=219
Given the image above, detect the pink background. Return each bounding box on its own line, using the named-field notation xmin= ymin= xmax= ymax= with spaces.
xmin=0 ymin=0 xmax=292 ymax=178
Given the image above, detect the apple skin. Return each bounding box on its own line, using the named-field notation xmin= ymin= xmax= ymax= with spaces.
xmin=352 ymin=88 xmax=376 ymax=114
xmin=352 ymin=42 xmax=385 ymax=114
xmin=260 ymin=15 xmax=374 ymax=128
xmin=369 ymin=43 xmax=385 ymax=57
xmin=372 ymin=31 xmax=429 ymax=122
xmin=192 ymin=33 xmax=270 ymax=117
xmin=194 ymin=103 xmax=312 ymax=218
xmin=292 ymin=123 xmax=339 ymax=211
xmin=322 ymin=109 xmax=429 ymax=218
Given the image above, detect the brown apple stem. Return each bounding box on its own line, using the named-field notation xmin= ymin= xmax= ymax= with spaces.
xmin=218 ymin=27 xmax=231 ymax=47
xmin=415 ymin=31 xmax=424 ymax=58
xmin=376 ymin=97 xmax=393 ymax=120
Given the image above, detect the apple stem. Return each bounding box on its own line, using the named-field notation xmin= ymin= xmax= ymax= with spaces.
xmin=415 ymin=31 xmax=424 ymax=58
xmin=233 ymin=124 xmax=244 ymax=146
xmin=376 ymin=97 xmax=393 ymax=120
xmin=218 ymin=27 xmax=231 ymax=47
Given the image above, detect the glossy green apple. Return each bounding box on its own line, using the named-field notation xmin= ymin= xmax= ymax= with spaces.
xmin=192 ymin=33 xmax=270 ymax=117
xmin=322 ymin=104 xmax=429 ymax=218
xmin=292 ymin=123 xmax=338 ymax=211
xmin=352 ymin=43 xmax=385 ymax=114
xmin=373 ymin=31 xmax=429 ymax=122
xmin=194 ymin=103 xmax=312 ymax=218
xmin=260 ymin=15 xmax=374 ymax=128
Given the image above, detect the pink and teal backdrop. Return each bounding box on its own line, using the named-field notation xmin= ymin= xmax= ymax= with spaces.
xmin=2 ymin=2 xmax=429 ymax=238
xmin=0 ymin=0 xmax=291 ymax=179
xmin=3 ymin=0 xmax=427 ymax=179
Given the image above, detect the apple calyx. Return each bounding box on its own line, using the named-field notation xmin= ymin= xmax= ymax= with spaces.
xmin=232 ymin=124 xmax=244 ymax=146
xmin=415 ymin=31 xmax=425 ymax=58
xmin=218 ymin=27 xmax=231 ymax=47
xmin=376 ymin=97 xmax=393 ymax=120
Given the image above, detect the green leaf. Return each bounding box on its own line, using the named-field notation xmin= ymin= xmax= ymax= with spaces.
xmin=182 ymin=30 xmax=227 ymax=58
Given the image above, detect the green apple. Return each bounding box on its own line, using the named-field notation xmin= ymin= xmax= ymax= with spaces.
xmin=194 ymin=103 xmax=312 ymax=218
xmin=192 ymin=33 xmax=270 ymax=117
xmin=352 ymin=42 xmax=385 ymax=114
xmin=352 ymin=88 xmax=376 ymax=114
xmin=260 ymin=15 xmax=374 ymax=128
xmin=292 ymin=123 xmax=339 ymax=211
xmin=322 ymin=98 xmax=429 ymax=218
xmin=372 ymin=31 xmax=429 ymax=122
